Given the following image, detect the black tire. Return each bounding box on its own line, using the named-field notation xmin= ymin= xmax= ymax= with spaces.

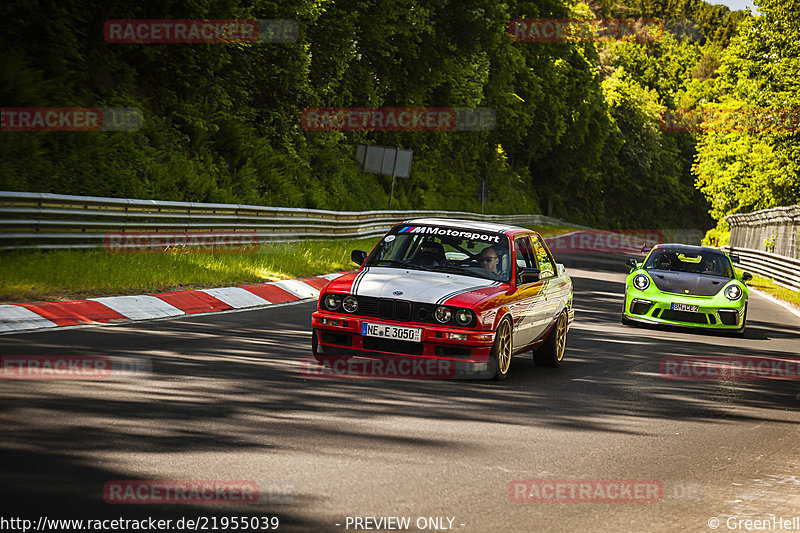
xmin=311 ymin=330 xmax=350 ymax=364
xmin=533 ymin=311 xmax=568 ymax=368
xmin=488 ymin=317 xmax=513 ymax=381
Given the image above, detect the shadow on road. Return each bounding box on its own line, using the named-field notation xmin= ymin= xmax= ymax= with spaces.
xmin=1 ymin=266 xmax=798 ymax=528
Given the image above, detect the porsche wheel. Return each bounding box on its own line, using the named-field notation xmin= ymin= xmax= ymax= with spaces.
xmin=533 ymin=311 xmax=567 ymax=368
xmin=489 ymin=317 xmax=513 ymax=381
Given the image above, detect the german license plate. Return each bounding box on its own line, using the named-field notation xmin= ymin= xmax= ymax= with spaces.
xmin=671 ymin=302 xmax=699 ymax=313
xmin=361 ymin=322 xmax=422 ymax=342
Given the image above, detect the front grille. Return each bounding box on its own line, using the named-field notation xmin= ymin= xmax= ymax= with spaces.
xmin=659 ymin=310 xmax=709 ymax=324
xmin=335 ymin=295 xmax=475 ymax=327
xmin=362 ymin=337 xmax=424 ymax=356
xmin=718 ymin=310 xmax=739 ymax=326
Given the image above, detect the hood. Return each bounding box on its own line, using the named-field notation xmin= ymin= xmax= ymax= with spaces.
xmin=342 ymin=266 xmax=504 ymax=305
xmin=647 ymin=270 xmax=730 ymax=297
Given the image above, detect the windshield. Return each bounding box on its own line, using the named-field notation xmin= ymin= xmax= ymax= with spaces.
xmin=364 ymin=226 xmax=511 ymax=282
xmin=643 ymin=249 xmax=734 ymax=278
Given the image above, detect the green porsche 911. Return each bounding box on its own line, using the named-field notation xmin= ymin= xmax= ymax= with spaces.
xmin=622 ymin=244 xmax=752 ymax=334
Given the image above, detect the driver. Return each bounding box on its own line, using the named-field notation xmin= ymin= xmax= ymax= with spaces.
xmin=478 ymin=246 xmax=500 ymax=276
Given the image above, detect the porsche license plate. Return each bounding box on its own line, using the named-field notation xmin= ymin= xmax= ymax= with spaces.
xmin=361 ymin=322 xmax=422 ymax=342
xmin=671 ymin=302 xmax=699 ymax=313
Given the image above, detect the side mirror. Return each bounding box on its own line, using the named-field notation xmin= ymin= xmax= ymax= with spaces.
xmin=742 ymin=271 xmax=753 ymax=282
xmin=517 ymin=268 xmax=541 ymax=285
xmin=626 ymin=258 xmax=638 ymax=270
xmin=351 ymin=250 xmax=368 ymax=266
xmin=556 ymin=263 xmax=565 ymax=277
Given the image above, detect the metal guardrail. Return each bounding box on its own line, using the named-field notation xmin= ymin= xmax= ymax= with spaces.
xmin=723 ymin=246 xmax=800 ymax=292
xmin=727 ymin=205 xmax=800 ymax=259
xmin=0 ymin=191 xmax=589 ymax=250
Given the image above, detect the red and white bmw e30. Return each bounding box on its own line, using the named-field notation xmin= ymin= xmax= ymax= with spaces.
xmin=311 ymin=219 xmax=574 ymax=379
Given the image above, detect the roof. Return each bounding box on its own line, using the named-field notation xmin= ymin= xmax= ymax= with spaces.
xmin=399 ymin=218 xmax=531 ymax=235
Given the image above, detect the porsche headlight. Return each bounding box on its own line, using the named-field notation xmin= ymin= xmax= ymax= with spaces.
xmin=324 ymin=293 xmax=342 ymax=310
xmin=342 ymin=295 xmax=358 ymax=312
xmin=455 ymin=309 xmax=473 ymax=326
xmin=724 ymin=284 xmax=742 ymax=300
xmin=633 ymin=274 xmax=650 ymax=291
xmin=435 ymin=306 xmax=452 ymax=323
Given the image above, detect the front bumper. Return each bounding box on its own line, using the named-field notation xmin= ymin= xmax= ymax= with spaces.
xmin=311 ymin=311 xmax=495 ymax=377
xmin=623 ymin=289 xmax=746 ymax=330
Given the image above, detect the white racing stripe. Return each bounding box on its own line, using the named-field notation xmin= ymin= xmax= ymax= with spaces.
xmin=353 ymin=267 xmax=498 ymax=303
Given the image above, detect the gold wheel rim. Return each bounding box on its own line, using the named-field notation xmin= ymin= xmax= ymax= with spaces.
xmin=498 ymin=320 xmax=511 ymax=374
xmin=556 ymin=313 xmax=567 ymax=361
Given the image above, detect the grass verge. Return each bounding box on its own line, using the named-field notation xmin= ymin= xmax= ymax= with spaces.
xmin=748 ymin=274 xmax=800 ymax=311
xmin=0 ymin=225 xmax=579 ymax=303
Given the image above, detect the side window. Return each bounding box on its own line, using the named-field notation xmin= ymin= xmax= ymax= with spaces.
xmin=531 ymin=235 xmax=555 ymax=278
xmin=515 ymin=237 xmax=536 ymax=270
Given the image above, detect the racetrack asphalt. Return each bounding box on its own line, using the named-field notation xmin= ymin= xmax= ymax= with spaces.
xmin=1 ymin=261 xmax=799 ymax=532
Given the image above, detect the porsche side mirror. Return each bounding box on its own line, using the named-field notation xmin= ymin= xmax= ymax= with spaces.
xmin=626 ymin=258 xmax=637 ymax=270
xmin=742 ymin=271 xmax=753 ymax=282
xmin=517 ymin=268 xmax=541 ymax=285
xmin=351 ymin=250 xmax=368 ymax=266
xmin=556 ymin=263 xmax=565 ymax=277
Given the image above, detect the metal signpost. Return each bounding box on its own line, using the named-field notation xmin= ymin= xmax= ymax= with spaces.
xmin=356 ymin=144 xmax=413 ymax=208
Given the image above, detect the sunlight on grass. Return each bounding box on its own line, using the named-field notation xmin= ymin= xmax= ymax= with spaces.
xmin=0 ymin=225 xmax=577 ymax=303
xmin=749 ymin=274 xmax=800 ymax=309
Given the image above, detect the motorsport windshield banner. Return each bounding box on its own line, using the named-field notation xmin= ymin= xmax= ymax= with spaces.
xmin=395 ymin=225 xmax=503 ymax=244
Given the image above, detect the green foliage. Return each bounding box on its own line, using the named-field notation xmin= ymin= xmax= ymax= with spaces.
xmin=693 ymin=0 xmax=800 ymax=242
xmin=0 ymin=0 xmax=761 ymax=232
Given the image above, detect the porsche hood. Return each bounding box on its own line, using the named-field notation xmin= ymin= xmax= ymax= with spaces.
xmin=647 ymin=270 xmax=731 ymax=297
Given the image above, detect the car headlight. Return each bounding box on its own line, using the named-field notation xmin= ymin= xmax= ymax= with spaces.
xmin=724 ymin=284 xmax=742 ymax=300
xmin=435 ymin=306 xmax=452 ymax=323
xmin=633 ymin=274 xmax=650 ymax=291
xmin=323 ymin=293 xmax=341 ymax=310
xmin=342 ymin=295 xmax=358 ymax=312
xmin=455 ymin=309 xmax=473 ymax=326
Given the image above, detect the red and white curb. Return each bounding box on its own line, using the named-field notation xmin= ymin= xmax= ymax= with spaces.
xmin=0 ymin=273 xmax=347 ymax=335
